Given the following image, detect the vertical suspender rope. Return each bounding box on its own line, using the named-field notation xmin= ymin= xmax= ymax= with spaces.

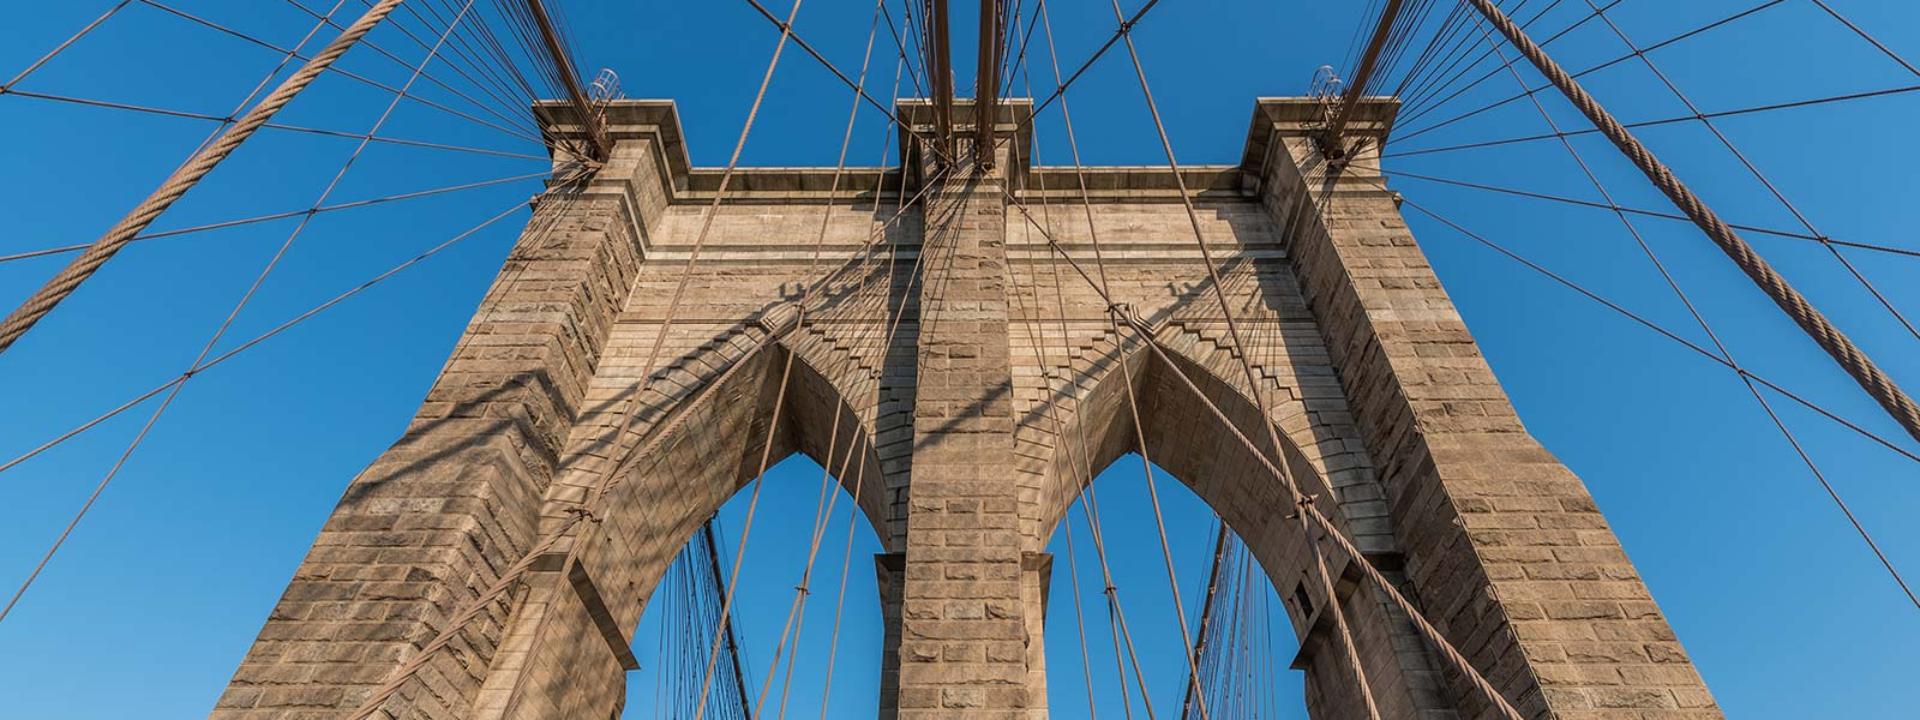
xmin=1095 ymin=0 xmax=1383 ymax=715
xmin=1178 ymin=524 xmax=1230 ymax=720
xmin=996 ymin=107 xmax=1535 ymax=718
xmin=0 ymin=0 xmax=409 ymax=354
xmin=1460 ymin=0 xmax=1920 ymax=445
xmin=485 ymin=0 xmax=822 ymax=710
xmin=702 ymin=522 xmax=758 ymax=719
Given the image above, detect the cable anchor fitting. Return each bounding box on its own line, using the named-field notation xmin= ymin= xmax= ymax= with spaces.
xmin=563 ymin=506 xmax=603 ymax=525
xmin=1106 ymin=302 xmax=1145 ymax=330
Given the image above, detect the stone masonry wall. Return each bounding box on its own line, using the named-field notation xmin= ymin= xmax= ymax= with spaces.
xmin=213 ymin=98 xmax=1720 ymax=720
xmin=1254 ymin=99 xmax=1720 ymax=718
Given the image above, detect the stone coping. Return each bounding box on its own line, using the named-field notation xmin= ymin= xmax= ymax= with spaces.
xmin=537 ymin=97 xmax=1400 ymax=201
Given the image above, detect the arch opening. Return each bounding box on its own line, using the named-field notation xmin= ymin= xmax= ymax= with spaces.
xmin=497 ymin=331 xmax=898 ymax=719
xmin=1027 ymin=335 xmax=1426 ymax=719
xmin=618 ymin=453 xmax=889 ymax=719
xmin=1043 ymin=452 xmax=1309 ymax=719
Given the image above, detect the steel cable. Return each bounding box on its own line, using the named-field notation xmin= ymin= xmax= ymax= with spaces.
xmin=1461 ymin=0 xmax=1920 ymax=446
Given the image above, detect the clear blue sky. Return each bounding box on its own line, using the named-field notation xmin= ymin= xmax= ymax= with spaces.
xmin=1 ymin=0 xmax=1916 ymax=717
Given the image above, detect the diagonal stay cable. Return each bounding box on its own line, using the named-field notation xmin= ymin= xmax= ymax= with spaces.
xmin=762 ymin=9 xmax=892 ymax=718
xmin=0 ymin=1 xmax=135 ymax=92
xmin=1004 ymin=15 xmax=1141 ymax=717
xmin=1808 ymin=0 xmax=1920 ymax=78
xmin=502 ymin=2 xmax=897 ymax=717
xmin=0 ymin=0 xmax=411 ymax=354
xmin=1391 ymin=189 xmax=1919 ymax=608
xmin=137 ymin=0 xmax=554 ymax=151
xmin=1397 ymin=0 xmax=1559 ymax=120
xmin=739 ymin=0 xmax=918 ymax=139
xmin=1396 ymin=0 xmax=1782 ymax=144
xmin=0 ymin=0 xmax=486 ymax=627
xmin=0 ymin=170 xmax=551 ymax=265
xmin=1062 ymin=521 xmax=1104 ymax=720
xmin=1000 ymin=159 xmax=1534 ymax=720
xmin=1350 ymin=163 xmax=1920 ymax=258
xmin=1387 ymin=81 xmax=1920 ymax=159
xmin=1095 ymin=0 xmax=1381 ymax=715
xmin=2 ymin=0 xmax=358 ymax=268
xmin=1575 ymin=0 xmax=1917 ymax=341
xmin=471 ymin=0 xmax=827 ymax=715
xmin=1027 ymin=4 xmax=1166 ymax=713
xmin=1398 ymin=0 xmax=1612 ymax=124
xmin=175 ymin=0 xmax=357 ymax=163
xmin=1468 ymin=6 xmax=1917 ymax=609
xmin=343 ymin=3 xmax=958 ymax=716
xmin=0 ymin=190 xmax=539 ymax=626
xmin=0 ymin=164 xmax=591 ymax=488
xmin=1018 ymin=0 xmax=1164 ymax=132
xmin=289 ymin=0 xmax=524 ymax=118
xmin=810 ymin=54 xmax=915 ymax=720
xmin=290 ymin=0 xmax=532 ymax=127
xmin=879 ymin=2 xmax=927 ymax=98
xmin=1461 ymin=0 xmax=1920 ymax=448
xmin=0 ymin=89 xmax=548 ymax=160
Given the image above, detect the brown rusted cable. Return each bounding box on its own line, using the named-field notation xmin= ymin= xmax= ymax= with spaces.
xmin=0 ymin=0 xmax=409 ymax=354
xmin=1462 ymin=0 xmax=1920 ymax=444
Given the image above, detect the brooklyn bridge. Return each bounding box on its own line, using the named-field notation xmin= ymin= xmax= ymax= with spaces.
xmin=0 ymin=0 xmax=1914 ymax=718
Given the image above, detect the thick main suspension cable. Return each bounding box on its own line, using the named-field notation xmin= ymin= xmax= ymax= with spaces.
xmin=1577 ymin=0 xmax=1916 ymax=341
xmin=0 ymin=0 xmax=482 ymax=626
xmin=0 ymin=0 xmax=409 ymax=354
xmin=1466 ymin=6 xmax=1917 ymax=609
xmin=1460 ymin=0 xmax=1920 ymax=445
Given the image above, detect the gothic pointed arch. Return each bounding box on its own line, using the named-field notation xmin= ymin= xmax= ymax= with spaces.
xmin=471 ymin=312 xmax=897 ymax=718
xmin=1024 ymin=329 xmax=1457 ymax=719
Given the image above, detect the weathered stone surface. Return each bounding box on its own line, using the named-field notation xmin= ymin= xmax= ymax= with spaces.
xmin=212 ymin=98 xmax=1717 ymax=720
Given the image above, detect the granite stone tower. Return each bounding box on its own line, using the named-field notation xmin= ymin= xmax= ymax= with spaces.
xmin=211 ymin=97 xmax=1720 ymax=720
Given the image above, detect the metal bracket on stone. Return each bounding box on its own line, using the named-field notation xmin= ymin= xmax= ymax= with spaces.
xmin=1105 ymin=302 xmax=1149 ymax=333
xmin=567 ymin=559 xmax=642 ymax=671
xmin=755 ymin=301 xmax=806 ymax=335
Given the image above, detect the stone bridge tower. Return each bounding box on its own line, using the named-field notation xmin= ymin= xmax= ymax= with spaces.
xmin=210 ymin=97 xmax=1721 ymax=719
